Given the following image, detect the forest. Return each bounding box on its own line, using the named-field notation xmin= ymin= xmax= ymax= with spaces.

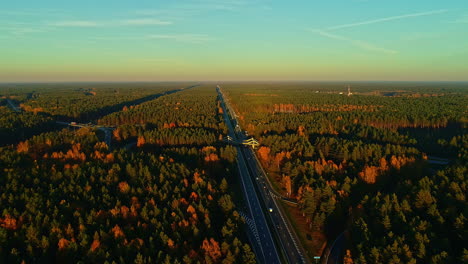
xmin=1 ymin=81 xmax=466 ymax=263
xmin=0 ymin=84 xmax=255 ymax=263
xmin=222 ymin=82 xmax=467 ymax=263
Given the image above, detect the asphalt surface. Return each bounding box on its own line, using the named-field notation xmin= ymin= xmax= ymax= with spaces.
xmin=218 ymin=86 xmax=308 ymax=264
xmin=6 ymin=99 xmax=21 ymax=112
xmin=325 ymin=232 xmax=344 ymax=264
xmin=219 ymin=88 xmax=281 ymax=263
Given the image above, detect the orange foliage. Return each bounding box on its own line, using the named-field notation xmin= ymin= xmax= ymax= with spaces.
xmin=297 ymin=126 xmax=306 ymax=136
xmin=282 ymin=175 xmax=292 ymax=196
xmin=305 ymin=159 xmax=340 ymax=176
xmin=120 ymin=206 xmax=130 ymax=218
xmin=0 ymin=215 xmax=18 ymax=230
xmin=90 ymin=239 xmax=100 ymax=251
xmin=110 ymin=208 xmax=119 ymax=217
xmin=187 ymin=205 xmax=196 ymax=214
xmin=179 ymin=219 xmax=189 ymax=227
xmin=179 ymin=198 xmax=188 ymax=205
xmin=58 ymin=238 xmax=70 ymax=250
xmin=257 ymin=146 xmax=271 ymax=163
xmin=201 ymin=146 xmax=217 ymax=153
xmin=190 ymin=192 xmax=199 ymax=200
xmin=113 ymin=128 xmax=122 ymax=141
xmin=105 ymin=153 xmax=114 ymax=163
xmin=273 ymin=103 xmax=381 ymax=113
xmin=274 ymin=151 xmax=290 ymax=169
xmin=204 ymin=153 xmax=220 ymax=162
xmin=17 ymin=141 xmax=29 ymax=153
xmin=193 ymin=172 xmax=203 ymax=184
xmin=358 ymin=166 xmax=380 ymax=184
xmin=118 ymin=181 xmax=130 ymax=193
xmin=343 ymin=249 xmax=354 ymax=264
xmin=167 ymin=238 xmax=175 ymax=248
xmin=137 ymin=136 xmax=146 ymax=147
xmin=50 ymin=143 xmax=86 ymax=162
xmin=379 ymin=157 xmax=388 ymax=170
xmin=163 ymin=122 xmax=177 ymax=129
xmin=131 ymin=196 xmax=140 ymax=208
xmin=93 ymin=150 xmax=105 ymax=160
xmin=201 ymin=238 xmax=222 ymax=261
xmin=64 ymin=164 xmax=79 ymax=170
xmin=112 ymin=225 xmax=125 ymax=238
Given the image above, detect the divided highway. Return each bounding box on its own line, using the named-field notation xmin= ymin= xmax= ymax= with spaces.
xmin=218 ymin=87 xmax=281 ymax=264
xmin=217 ymin=86 xmax=308 ymax=264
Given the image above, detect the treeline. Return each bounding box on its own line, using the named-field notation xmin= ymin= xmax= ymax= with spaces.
xmin=224 ymin=84 xmax=465 ymax=131
xmin=100 ymin=88 xmax=225 ymax=132
xmin=0 ymin=83 xmax=180 ymax=121
xmin=0 ymin=106 xmax=54 ymax=146
xmin=106 ymin=88 xmax=227 ymax=151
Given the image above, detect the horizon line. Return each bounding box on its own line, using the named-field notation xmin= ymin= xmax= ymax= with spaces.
xmin=1 ymin=80 xmax=468 ymax=84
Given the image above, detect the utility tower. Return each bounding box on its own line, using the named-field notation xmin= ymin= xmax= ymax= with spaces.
xmin=347 ymin=85 xmax=352 ymax=96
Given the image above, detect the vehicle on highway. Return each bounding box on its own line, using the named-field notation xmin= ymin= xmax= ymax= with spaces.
xmin=269 ymin=208 xmax=273 ymax=213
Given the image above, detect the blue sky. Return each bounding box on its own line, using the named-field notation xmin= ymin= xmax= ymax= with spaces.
xmin=1 ymin=0 xmax=467 ymax=82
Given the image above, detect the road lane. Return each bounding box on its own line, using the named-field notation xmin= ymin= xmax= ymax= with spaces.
xmin=218 ymin=85 xmax=309 ymax=264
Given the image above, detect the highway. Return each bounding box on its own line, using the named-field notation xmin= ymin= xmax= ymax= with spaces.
xmin=242 ymin=147 xmax=308 ymax=264
xmin=6 ymin=98 xmax=22 ymax=112
xmin=56 ymin=121 xmax=114 ymax=147
xmin=218 ymin=87 xmax=281 ymax=264
xmin=218 ymin=86 xmax=308 ymax=264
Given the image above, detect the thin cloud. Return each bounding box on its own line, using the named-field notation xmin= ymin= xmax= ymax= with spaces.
xmin=147 ymin=34 xmax=213 ymax=43
xmin=310 ymin=29 xmax=398 ymax=54
xmin=135 ymin=0 xmax=252 ymax=18
xmin=50 ymin=20 xmax=99 ymax=27
xmin=327 ymin=9 xmax=448 ymax=30
xmin=48 ymin=18 xmax=172 ymax=27
xmin=120 ymin=19 xmax=172 ymax=26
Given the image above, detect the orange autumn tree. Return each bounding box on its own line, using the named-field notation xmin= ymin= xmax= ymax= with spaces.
xmin=17 ymin=141 xmax=29 ymax=153
xmin=359 ymin=166 xmax=380 ymax=184
xmin=257 ymin=146 xmax=271 ymax=165
xmin=58 ymin=238 xmax=70 ymax=250
xmin=201 ymin=238 xmax=222 ymax=262
xmin=0 ymin=215 xmax=18 ymax=230
xmin=112 ymin=225 xmax=125 ymax=239
xmin=282 ymin=175 xmax=292 ymax=197
xmin=137 ymin=136 xmax=146 ymax=147
xmin=90 ymin=239 xmax=100 ymax=252
xmin=118 ymin=181 xmax=130 ymax=193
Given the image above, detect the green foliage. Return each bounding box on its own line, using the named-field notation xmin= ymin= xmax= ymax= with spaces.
xmin=0 ymin=86 xmax=254 ymax=263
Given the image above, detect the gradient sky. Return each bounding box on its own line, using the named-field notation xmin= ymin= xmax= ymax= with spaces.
xmin=1 ymin=0 xmax=467 ymax=82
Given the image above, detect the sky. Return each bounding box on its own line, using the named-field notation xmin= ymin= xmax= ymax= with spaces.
xmin=1 ymin=0 xmax=467 ymax=82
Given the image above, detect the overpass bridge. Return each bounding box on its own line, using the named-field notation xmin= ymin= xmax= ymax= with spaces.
xmin=56 ymin=121 xmax=115 ymax=147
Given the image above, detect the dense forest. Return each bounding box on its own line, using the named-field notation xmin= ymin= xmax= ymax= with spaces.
xmin=223 ymin=82 xmax=467 ymax=263
xmin=1 ymin=82 xmax=466 ymax=263
xmin=0 ymin=85 xmax=255 ymax=263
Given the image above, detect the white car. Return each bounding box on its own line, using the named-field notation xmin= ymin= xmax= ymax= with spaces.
xmin=268 ymin=208 xmax=273 ymax=213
